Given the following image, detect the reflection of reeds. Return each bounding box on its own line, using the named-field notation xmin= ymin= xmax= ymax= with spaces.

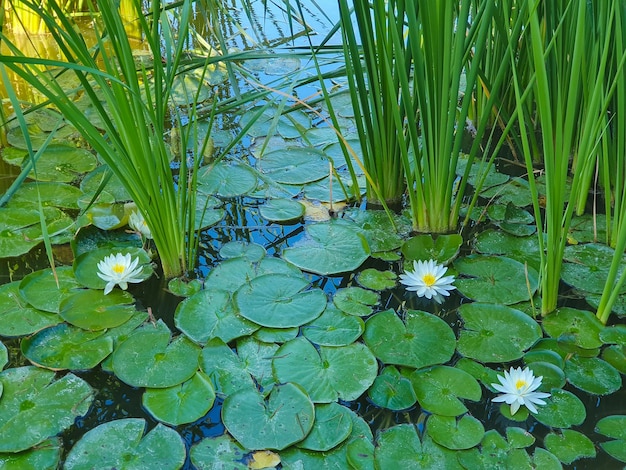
xmin=4 ymin=0 xmax=97 ymax=35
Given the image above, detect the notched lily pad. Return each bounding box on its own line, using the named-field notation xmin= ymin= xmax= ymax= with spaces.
xmin=402 ymin=234 xmax=463 ymax=265
xmin=564 ymin=355 xmax=622 ymax=395
xmin=542 ymin=307 xmax=604 ymax=349
xmin=368 ymin=365 xmax=417 ymax=411
xmin=544 ymin=429 xmax=596 ymax=465
xmin=0 ymin=282 xmax=62 ymax=337
xmin=258 ymin=147 xmax=329 ymax=185
xmin=18 ymin=266 xmax=83 ymax=313
xmin=427 ymin=414 xmax=485 ymax=450
xmin=60 ymin=289 xmax=137 ymax=330
xmin=333 ymin=287 xmax=379 ymax=317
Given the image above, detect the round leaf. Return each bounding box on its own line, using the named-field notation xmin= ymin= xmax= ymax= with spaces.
xmin=542 ymin=307 xmax=604 ymax=349
xmin=19 ymin=266 xmax=83 ymax=313
xmin=222 ymin=382 xmax=315 ymax=450
xmin=356 ymin=268 xmax=397 ymax=290
xmin=297 ymin=402 xmax=353 ymax=451
xmin=260 ymin=198 xmax=305 ymax=222
xmin=333 ymin=287 xmax=379 ymax=317
xmin=234 ymin=274 xmax=326 ymax=328
xmin=368 ymin=366 xmax=417 ymax=411
xmin=564 ymin=355 xmax=622 ymax=395
xmin=427 ymin=414 xmax=485 ymax=450
xmin=544 ymin=430 xmax=596 ymax=464
xmin=258 ymin=147 xmax=329 ymax=184
xmin=60 ymin=289 xmax=137 ymax=330
xmin=197 ymin=161 xmax=257 ymax=197
xmin=301 ymin=303 xmax=364 ymax=347
xmin=200 ymin=338 xmax=256 ymax=396
xmin=0 ymin=282 xmax=62 ymax=337
xmin=534 ymin=389 xmax=586 ymax=428
xmin=190 ymin=435 xmax=247 ymax=470
xmin=457 ymin=303 xmax=542 ymax=363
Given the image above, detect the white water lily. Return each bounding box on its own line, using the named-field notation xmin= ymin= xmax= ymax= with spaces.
xmin=97 ymin=253 xmax=144 ymax=295
xmin=399 ymin=259 xmax=456 ymax=303
xmin=128 ymin=210 xmax=152 ymax=239
xmin=492 ymin=366 xmax=551 ymax=415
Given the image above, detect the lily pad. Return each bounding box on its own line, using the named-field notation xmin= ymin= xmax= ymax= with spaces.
xmin=480 ymin=176 xmax=533 ymax=207
xmin=258 ymin=147 xmax=329 ymax=185
xmin=564 ymin=355 xmax=622 ymax=395
xmin=297 ymin=402 xmax=353 ymax=451
xmin=562 ymin=243 xmax=626 ymax=294
xmin=60 ymin=289 xmax=137 ymax=330
xmin=457 ymin=303 xmax=542 ymax=363
xmin=219 ymin=241 xmax=266 ymax=262
xmin=23 ymin=144 xmax=97 ymax=182
xmin=346 ymin=209 xmax=405 ymax=253
xmin=190 ymin=435 xmax=247 ymax=470
xmin=18 ymin=266 xmax=83 ymax=313
xmin=542 ymin=307 xmax=604 ymax=349
xmin=301 ymin=303 xmax=364 ymax=347
xmin=408 ymin=366 xmax=482 ymax=416
xmin=596 ymin=416 xmax=626 ymax=463
xmin=363 ymin=309 xmax=456 ymax=368
xmin=0 ymin=366 xmax=93 ymax=452
xmin=368 ymin=366 xmax=417 ymax=411
xmin=0 ymin=437 xmax=61 ymax=469
xmin=402 ymin=234 xmax=463 ymax=265
xmin=272 ymin=337 xmax=378 ymax=403
xmin=0 ymin=282 xmax=62 ymax=337
xmin=333 ymin=287 xmax=379 ymax=317
xmin=21 ymin=323 xmax=113 ymax=370
xmin=282 ymin=220 xmax=370 ymax=275
xmin=143 ymin=371 xmax=215 ymax=426
xmin=200 ymin=338 xmax=255 ymax=396
xmin=112 ymin=319 xmax=201 ymax=388
xmin=454 ymin=255 xmax=539 ymax=304
xmin=260 ymin=198 xmax=305 ymax=222
xmin=197 ymin=161 xmax=257 ymax=197
xmin=175 ymin=289 xmax=260 ymax=344
xmin=236 ymin=336 xmax=281 ymax=391
xmin=602 ymin=345 xmax=626 ymax=374
xmin=427 ymin=414 xmax=485 ymax=450
xmin=473 ymin=229 xmax=542 ymax=271
xmin=205 ymin=256 xmax=301 ymax=293
xmin=7 ymin=181 xmax=83 ymax=210
xmin=234 ymin=274 xmax=326 ymax=328
xmin=356 ymin=268 xmax=397 ymax=290
xmin=544 ymin=429 xmax=596 ymax=464
xmin=534 ymin=389 xmax=586 ymax=428
xmin=222 ymin=382 xmax=315 ymax=450
xmin=64 ymin=419 xmax=185 ymax=469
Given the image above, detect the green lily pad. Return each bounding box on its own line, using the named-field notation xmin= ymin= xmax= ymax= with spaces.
xmin=260 ymin=198 xmax=305 ymax=222
xmin=473 ymin=229 xmax=542 ymax=271
xmin=190 ymin=435 xmax=247 ymax=470
xmin=222 ymin=382 xmax=315 ymax=450
xmin=21 ymin=323 xmax=113 ymax=370
xmin=236 ymin=336 xmax=280 ymax=391
xmin=525 ymin=361 xmax=566 ymax=390
xmin=80 ymin=166 xmax=132 ymax=202
xmin=346 ymin=209 xmax=405 ymax=253
xmin=219 ymin=241 xmax=266 ymax=262
xmin=427 ymin=414 xmax=485 ymax=450
xmin=596 ymin=415 xmax=626 ymax=463
xmin=534 ymin=389 xmax=586 ymax=428
xmin=363 ymin=309 xmax=456 ymax=368
xmin=60 ymin=289 xmax=137 ymax=330
xmin=197 ymin=161 xmax=257 ymax=197
xmin=368 ymin=366 xmax=417 ymax=411
xmin=7 ymin=181 xmax=83 ymax=210
xmin=544 ymin=429 xmax=596 ymax=464
xmin=64 ymin=419 xmax=185 ymax=469
xmin=524 ymin=349 xmax=565 ymax=369
xmin=408 ymin=366 xmax=482 ymax=416
xmin=454 ymin=255 xmax=539 ymax=304
xmin=0 ymin=282 xmax=62 ymax=337
xmin=356 ymin=268 xmax=397 ymax=290
xmin=112 ymin=319 xmax=201 ymax=388
xmin=283 ymin=220 xmax=370 ymax=275
xmin=143 ymin=371 xmax=215 ymax=426
xmin=175 ymin=289 xmax=260 ymax=344
xmin=297 ymin=402 xmax=353 ymax=451
xmin=562 ymin=243 xmax=626 ymax=294
xmin=480 ymin=177 xmax=533 ymax=207
xmin=542 ymin=307 xmax=604 ymax=349
xmin=402 ymin=234 xmax=463 ymax=265
xmin=0 ymin=366 xmax=93 ymax=452
xmin=455 ymin=358 xmax=501 ymax=390
xmin=206 ymin=256 xmax=302 ymax=293
xmin=18 ymin=266 xmax=83 ymax=313
xmin=253 ymin=326 xmax=299 ymax=343
xmin=258 ymin=147 xmax=329 ymax=184
xmin=23 ymin=144 xmax=97 ymax=182
xmin=456 ymin=155 xmax=509 ymax=189
xmin=234 ymin=273 xmax=326 ymax=328
xmin=272 ymin=337 xmax=378 ymax=403
xmin=0 ymin=342 xmax=6 ymax=371
xmin=200 ymin=338 xmax=255 ymax=396
xmin=301 ymin=303 xmax=364 ymax=347
xmin=457 ymin=303 xmax=542 ymax=362
xmin=333 ymin=287 xmax=379 ymax=317
xmin=602 ymin=345 xmax=626 ymax=374
xmin=167 ymin=277 xmax=203 ymax=297
xmin=374 ymin=424 xmax=463 ymax=470
xmin=0 ymin=437 xmax=61 ymax=469
xmin=506 ymin=427 xmax=536 ymax=448
xmin=564 ymin=355 xmax=622 ymax=395
xmin=600 ymin=440 xmax=626 ymax=463
xmin=600 ymin=325 xmax=626 ymax=345
xmin=73 ymin=247 xmax=153 ymax=291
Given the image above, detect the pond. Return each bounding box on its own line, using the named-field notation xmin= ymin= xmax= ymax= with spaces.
xmin=0 ymin=1 xmax=625 ymax=469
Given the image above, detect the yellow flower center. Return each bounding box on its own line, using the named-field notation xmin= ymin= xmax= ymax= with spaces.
xmin=515 ymin=379 xmax=527 ymax=390
xmin=112 ymin=263 xmax=126 ymax=275
xmin=422 ymin=273 xmax=436 ymax=287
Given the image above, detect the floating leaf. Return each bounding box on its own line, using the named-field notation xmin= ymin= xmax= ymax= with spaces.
xmin=454 ymin=255 xmax=538 ymax=304
xmin=363 ymin=309 xmax=455 ymax=368
xmin=21 ymin=323 xmax=113 ymax=370
xmin=197 ymin=161 xmax=257 ymax=197
xmin=402 ymin=234 xmax=463 ymax=265
xmin=260 ymin=198 xmax=305 ymax=222
xmin=427 ymin=414 xmax=485 ymax=450
xmin=200 ymin=338 xmax=255 ymax=396
xmin=7 ymin=181 xmax=83 ymax=210
xmin=272 ymin=337 xmax=378 ymax=403
xmin=143 ymin=371 xmax=215 ymax=426
xmin=368 ymin=366 xmax=417 ymax=411
xmin=206 ymin=256 xmax=301 ymax=293
xmin=457 ymin=303 xmax=542 ymax=362
xmin=282 ymin=220 xmax=370 ymax=275
xmin=534 ymin=389 xmax=586 ymax=428
xmin=60 ymin=289 xmax=137 ymax=330
xmin=473 ymin=229 xmax=542 ymax=271
xmin=234 ymin=274 xmax=326 ymax=328
xmin=258 ymin=147 xmax=329 ymax=184
xmin=236 ymin=336 xmax=280 ymax=391
xmin=301 ymin=303 xmax=364 ymax=347
xmin=0 ymin=437 xmax=61 ymax=469
xmin=542 ymin=307 xmax=604 ymax=349
xmin=564 ymin=355 xmax=622 ymax=395
xmin=346 ymin=209 xmax=405 ymax=253
xmin=297 ymin=402 xmax=353 ymax=451
xmin=544 ymin=429 xmax=596 ymax=464
xmin=112 ymin=319 xmax=201 ymax=388
xmin=480 ymin=177 xmax=533 ymax=207
xmin=602 ymin=345 xmax=626 ymax=374
xmin=0 ymin=282 xmax=61 ymax=337
xmin=409 ymin=366 xmax=482 ymax=416
xmin=222 ymin=382 xmax=315 ymax=450
xmin=356 ymin=268 xmax=397 ymax=290
xmin=525 ymin=361 xmax=566 ymax=391
xmin=23 ymin=144 xmax=97 ymax=182
xmin=189 ymin=435 xmax=247 ymax=470
xmin=64 ymin=419 xmax=185 ymax=469
xmin=0 ymin=367 xmax=93 ymax=452
xmin=333 ymin=287 xmax=379 ymax=317
xmin=18 ymin=266 xmax=83 ymax=313
xmin=562 ymin=243 xmax=626 ymax=294
xmin=175 ymin=289 xmax=259 ymax=344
